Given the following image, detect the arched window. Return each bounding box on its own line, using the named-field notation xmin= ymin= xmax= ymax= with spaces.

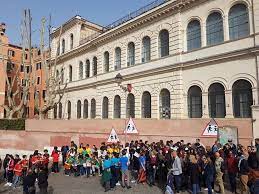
xmin=126 ymin=93 xmax=135 ymax=118
xmin=187 ymin=20 xmax=201 ymax=51
xmin=62 ymin=39 xmax=65 ymax=54
xmin=83 ymin=99 xmax=88 ymax=119
xmin=69 ymin=65 xmax=72 ymax=82
xmin=229 ymin=4 xmax=249 ymax=40
xmin=79 ymin=61 xmax=83 ymax=80
xmin=160 ymin=89 xmax=171 ymax=119
xmin=188 ymin=86 xmax=202 ymax=118
xmin=58 ymin=102 xmax=62 ymax=119
xmin=61 ymin=68 xmax=64 ymax=84
xmin=77 ymin=100 xmax=82 ymax=119
xmin=208 ymin=83 xmax=226 ymax=118
xmin=127 ymin=42 xmax=135 ymax=66
xmin=159 ymin=29 xmax=169 ymax=57
xmin=67 ymin=101 xmax=71 ymax=120
xmin=54 ymin=104 xmax=57 ymax=119
xmin=207 ymin=12 xmax=224 ymax=45
xmin=232 ymin=79 xmax=253 ymax=118
xmin=91 ymin=99 xmax=96 ymax=119
xmin=142 ymin=91 xmax=151 ymax=118
xmin=102 ymin=97 xmax=109 ymax=119
xmin=115 ymin=47 xmax=121 ymax=70
xmin=70 ymin=34 xmax=74 ymax=50
xmin=142 ymin=36 xmax=151 ymax=62
xmin=114 ymin=95 xmax=121 ymax=118
xmin=85 ymin=60 xmax=90 ymax=78
xmin=104 ymin=51 xmax=109 ymax=73
xmin=93 ymin=57 xmax=97 ymax=76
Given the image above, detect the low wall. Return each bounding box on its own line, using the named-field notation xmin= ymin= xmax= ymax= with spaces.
xmin=0 ymin=118 xmax=253 ymax=155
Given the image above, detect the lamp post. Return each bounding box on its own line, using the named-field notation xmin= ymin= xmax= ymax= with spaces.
xmin=115 ymin=73 xmax=129 ymax=146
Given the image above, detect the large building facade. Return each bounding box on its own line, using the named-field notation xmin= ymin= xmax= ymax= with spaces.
xmin=51 ymin=0 xmax=259 ymax=138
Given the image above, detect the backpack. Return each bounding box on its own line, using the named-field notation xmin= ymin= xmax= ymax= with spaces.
xmin=220 ymin=161 xmax=225 ymax=173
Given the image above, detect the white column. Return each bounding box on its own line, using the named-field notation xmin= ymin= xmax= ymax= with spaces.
xmin=225 ymin=90 xmax=234 ymax=118
xmin=202 ymin=92 xmax=209 ymax=118
xmin=224 ymin=15 xmax=230 ymax=41
xmin=201 ymin=22 xmax=207 ymax=47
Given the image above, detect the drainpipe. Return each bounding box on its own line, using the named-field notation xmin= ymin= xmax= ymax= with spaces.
xmin=251 ymin=0 xmax=258 ymax=143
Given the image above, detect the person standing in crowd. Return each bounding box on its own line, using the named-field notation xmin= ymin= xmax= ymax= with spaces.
xmin=212 ymin=140 xmax=219 ymax=154
xmin=110 ymin=152 xmax=120 ymax=188
xmin=13 ymin=160 xmax=23 ymax=188
xmin=203 ymin=156 xmax=214 ymax=194
xmin=3 ymin=154 xmax=9 ymax=181
xmin=239 ymin=151 xmax=250 ymax=194
xmin=4 ymin=154 xmax=14 ymax=187
xmin=61 ymin=145 xmax=69 ymax=166
xmin=138 ymin=151 xmax=147 ymax=184
xmin=120 ymin=149 xmax=131 ymax=189
xmin=102 ymin=155 xmax=112 ymax=192
xmin=23 ymin=169 xmax=37 ymax=194
xmin=51 ymin=146 xmax=60 ymax=173
xmin=214 ymin=152 xmax=225 ymax=194
xmin=189 ymin=155 xmax=200 ymax=194
xmin=171 ymin=150 xmax=182 ymax=194
xmin=226 ymin=151 xmax=238 ymax=193
xmin=148 ymin=150 xmax=157 ymax=186
xmin=38 ymin=166 xmax=48 ymax=194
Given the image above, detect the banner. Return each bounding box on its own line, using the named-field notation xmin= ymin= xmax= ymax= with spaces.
xmin=218 ymin=126 xmax=238 ymax=145
xmin=124 ymin=117 xmax=138 ymax=134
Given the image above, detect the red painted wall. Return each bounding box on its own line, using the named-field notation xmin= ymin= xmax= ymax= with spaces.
xmin=0 ymin=118 xmax=253 ymax=152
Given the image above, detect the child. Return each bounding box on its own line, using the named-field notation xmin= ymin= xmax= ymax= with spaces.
xmin=21 ymin=155 xmax=29 ymax=178
xmin=38 ymin=167 xmax=48 ymax=194
xmin=102 ymin=155 xmax=112 ymax=192
xmin=13 ymin=161 xmax=23 ymax=188
xmin=85 ymin=154 xmax=92 ymax=177
xmin=51 ymin=147 xmax=60 ymax=173
xmin=91 ymin=155 xmax=101 ymax=176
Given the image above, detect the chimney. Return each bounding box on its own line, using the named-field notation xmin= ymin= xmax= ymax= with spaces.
xmin=0 ymin=23 xmax=6 ymax=35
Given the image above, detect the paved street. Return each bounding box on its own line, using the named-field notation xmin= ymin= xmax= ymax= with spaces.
xmin=0 ymin=171 xmax=238 ymax=194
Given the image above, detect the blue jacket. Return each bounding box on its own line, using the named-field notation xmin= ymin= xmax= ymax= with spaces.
xmin=204 ymin=163 xmax=215 ymax=183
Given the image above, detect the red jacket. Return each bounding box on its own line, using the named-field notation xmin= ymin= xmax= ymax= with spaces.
xmin=51 ymin=151 xmax=59 ymax=163
xmin=226 ymin=156 xmax=238 ymax=173
xmin=7 ymin=159 xmax=14 ymax=171
xmin=14 ymin=163 xmax=23 ymax=176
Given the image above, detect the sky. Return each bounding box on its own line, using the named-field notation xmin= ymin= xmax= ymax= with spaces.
xmin=0 ymin=0 xmax=155 ymax=46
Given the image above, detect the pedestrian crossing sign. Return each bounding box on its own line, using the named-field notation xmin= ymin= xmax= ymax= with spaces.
xmin=124 ymin=117 xmax=138 ymax=134
xmin=202 ymin=119 xmax=218 ymax=137
xmin=107 ymin=128 xmax=120 ymax=143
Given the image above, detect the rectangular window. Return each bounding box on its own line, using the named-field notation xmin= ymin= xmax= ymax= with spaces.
xmin=8 ymin=50 xmax=15 ymax=57
xmin=7 ymin=77 xmax=11 ymax=84
xmin=42 ymin=90 xmax=46 ymax=99
xmin=20 ymin=65 xmax=24 ymax=72
xmin=37 ymin=77 xmax=40 ymax=85
xmin=26 ymin=66 xmax=30 ymax=73
xmin=25 ymin=54 xmax=28 ymax=60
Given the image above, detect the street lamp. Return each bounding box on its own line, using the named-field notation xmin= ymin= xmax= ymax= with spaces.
xmin=115 ymin=73 xmax=128 ymax=92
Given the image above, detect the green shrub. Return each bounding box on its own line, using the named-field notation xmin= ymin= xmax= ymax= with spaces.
xmin=0 ymin=119 xmax=25 ymax=130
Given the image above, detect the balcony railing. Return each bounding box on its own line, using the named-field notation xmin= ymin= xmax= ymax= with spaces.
xmin=80 ymin=0 xmax=168 ymax=45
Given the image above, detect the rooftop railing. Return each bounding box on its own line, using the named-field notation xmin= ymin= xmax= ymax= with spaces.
xmin=80 ymin=0 xmax=168 ymax=45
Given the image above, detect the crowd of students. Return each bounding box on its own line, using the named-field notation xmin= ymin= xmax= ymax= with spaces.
xmin=1 ymin=138 xmax=259 ymax=194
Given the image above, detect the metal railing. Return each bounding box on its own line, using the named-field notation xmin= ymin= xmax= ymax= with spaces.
xmin=80 ymin=0 xmax=168 ymax=45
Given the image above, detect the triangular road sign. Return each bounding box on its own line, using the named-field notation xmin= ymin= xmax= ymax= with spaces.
xmin=124 ymin=117 xmax=138 ymax=134
xmin=202 ymin=119 xmax=218 ymax=137
xmin=107 ymin=128 xmax=120 ymax=143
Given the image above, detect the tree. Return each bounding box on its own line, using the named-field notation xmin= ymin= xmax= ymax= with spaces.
xmin=34 ymin=18 xmax=67 ymax=119
xmin=1 ymin=10 xmax=32 ymax=119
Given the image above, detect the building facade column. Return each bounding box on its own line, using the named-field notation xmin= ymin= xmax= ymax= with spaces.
xmin=202 ymin=92 xmax=209 ymax=118
xmin=225 ymin=90 xmax=234 ymax=118
xmin=224 ymin=15 xmax=229 ymax=41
